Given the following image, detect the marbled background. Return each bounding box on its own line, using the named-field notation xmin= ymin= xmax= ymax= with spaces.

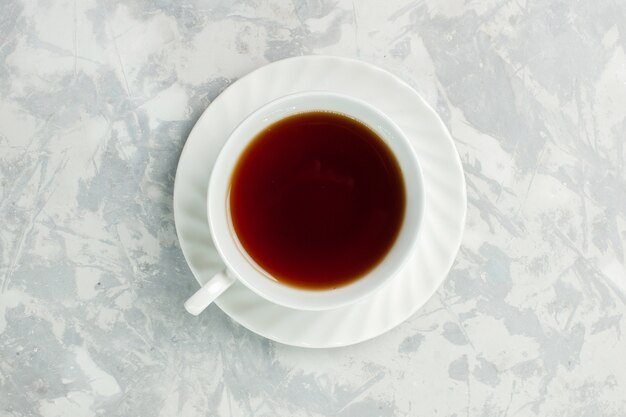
xmin=1 ymin=0 xmax=625 ymax=416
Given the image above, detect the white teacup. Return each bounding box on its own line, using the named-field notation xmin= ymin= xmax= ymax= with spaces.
xmin=184 ymin=92 xmax=424 ymax=314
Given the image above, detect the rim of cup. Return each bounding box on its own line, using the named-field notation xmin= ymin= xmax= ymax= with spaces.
xmin=207 ymin=91 xmax=425 ymax=311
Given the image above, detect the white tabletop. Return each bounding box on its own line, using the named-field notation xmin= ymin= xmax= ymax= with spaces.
xmin=1 ymin=1 xmax=625 ymax=416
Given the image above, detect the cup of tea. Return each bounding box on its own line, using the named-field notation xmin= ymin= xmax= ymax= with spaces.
xmin=184 ymin=91 xmax=424 ymax=314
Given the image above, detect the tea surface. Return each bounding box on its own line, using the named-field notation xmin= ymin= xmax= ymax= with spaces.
xmin=229 ymin=111 xmax=405 ymax=290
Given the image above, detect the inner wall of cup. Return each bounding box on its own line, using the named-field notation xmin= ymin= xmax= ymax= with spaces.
xmin=225 ymin=106 xmax=411 ymax=291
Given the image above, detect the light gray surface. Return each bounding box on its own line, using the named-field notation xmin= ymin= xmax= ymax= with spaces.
xmin=1 ymin=0 xmax=625 ymax=416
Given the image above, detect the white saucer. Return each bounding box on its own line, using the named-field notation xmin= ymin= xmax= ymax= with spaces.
xmin=173 ymin=56 xmax=466 ymax=348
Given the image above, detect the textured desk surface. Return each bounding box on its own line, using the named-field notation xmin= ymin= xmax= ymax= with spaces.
xmin=1 ymin=1 xmax=625 ymax=416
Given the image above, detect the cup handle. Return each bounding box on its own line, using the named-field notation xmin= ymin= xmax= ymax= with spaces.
xmin=184 ymin=270 xmax=236 ymax=316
